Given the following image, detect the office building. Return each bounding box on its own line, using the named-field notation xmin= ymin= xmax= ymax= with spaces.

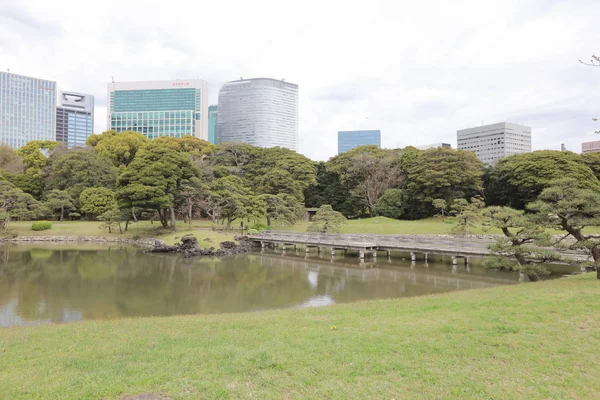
xmin=457 ymin=122 xmax=531 ymax=165
xmin=56 ymin=91 xmax=94 ymax=147
xmin=582 ymin=140 xmax=600 ymax=154
xmin=208 ymin=105 xmax=217 ymax=144
xmin=338 ymin=130 xmax=381 ymax=154
xmin=417 ymin=143 xmax=452 ymax=150
xmin=217 ymin=78 xmax=298 ymax=150
xmin=0 ymin=71 xmax=56 ymax=149
xmin=107 ymin=79 xmax=208 ymax=140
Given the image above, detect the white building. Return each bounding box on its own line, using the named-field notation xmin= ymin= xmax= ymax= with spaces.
xmin=417 ymin=143 xmax=451 ymax=150
xmin=107 ymin=79 xmax=209 ymax=140
xmin=582 ymin=140 xmax=600 ymax=154
xmin=457 ymin=122 xmax=531 ymax=165
xmin=56 ymin=91 xmax=94 ymax=148
xmin=217 ymin=78 xmax=298 ymax=151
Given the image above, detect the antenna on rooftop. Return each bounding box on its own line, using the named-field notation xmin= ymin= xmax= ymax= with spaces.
xmin=111 ymin=76 xmax=115 ymax=83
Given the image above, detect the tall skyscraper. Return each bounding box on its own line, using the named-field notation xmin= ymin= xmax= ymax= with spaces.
xmin=417 ymin=143 xmax=452 ymax=150
xmin=0 ymin=71 xmax=56 ymax=149
xmin=337 ymin=130 xmax=381 ymax=154
xmin=582 ymin=140 xmax=600 ymax=154
xmin=208 ymin=104 xmax=218 ymax=144
xmin=217 ymin=78 xmax=298 ymax=150
xmin=107 ymin=79 xmax=208 ymax=140
xmin=457 ymin=122 xmax=531 ymax=165
xmin=56 ymin=91 xmax=94 ymax=148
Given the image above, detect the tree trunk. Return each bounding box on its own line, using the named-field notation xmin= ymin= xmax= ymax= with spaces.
xmin=60 ymin=205 xmax=64 ymax=222
xmin=188 ymin=204 xmax=193 ymax=228
xmin=226 ymin=218 xmax=232 ymax=229
xmin=267 ymin=216 xmax=271 ymax=227
xmin=169 ymin=206 xmax=176 ymax=229
xmin=527 ymin=272 xmax=541 ymax=282
xmin=158 ymin=208 xmax=168 ymax=228
xmin=118 ymin=222 xmax=123 ymax=234
xmin=592 ymin=246 xmax=600 ymax=280
xmin=132 ymin=208 xmax=138 ymax=222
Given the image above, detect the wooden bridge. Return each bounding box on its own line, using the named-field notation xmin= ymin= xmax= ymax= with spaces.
xmin=248 ymin=232 xmax=494 ymax=265
xmin=247 ymin=232 xmax=589 ymax=265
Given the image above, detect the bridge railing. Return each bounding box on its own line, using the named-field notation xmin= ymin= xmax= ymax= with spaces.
xmin=248 ymin=231 xmax=493 ymax=254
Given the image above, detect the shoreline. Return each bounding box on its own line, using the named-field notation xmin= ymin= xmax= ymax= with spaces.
xmin=0 ymin=235 xmax=163 ymax=247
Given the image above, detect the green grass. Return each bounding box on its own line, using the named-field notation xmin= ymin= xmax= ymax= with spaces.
xmin=0 ymin=273 xmax=598 ymax=399
xmin=5 ymin=220 xmax=238 ymax=248
xmin=281 ymin=216 xmax=502 ymax=235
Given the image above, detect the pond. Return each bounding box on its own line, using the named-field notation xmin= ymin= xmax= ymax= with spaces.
xmin=0 ymin=244 xmax=576 ymax=327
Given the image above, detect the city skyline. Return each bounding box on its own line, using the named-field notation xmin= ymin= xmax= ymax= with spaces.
xmin=2 ymin=0 xmax=600 ymax=159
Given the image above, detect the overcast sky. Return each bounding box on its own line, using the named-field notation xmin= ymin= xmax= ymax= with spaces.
xmin=1 ymin=0 xmax=599 ymax=160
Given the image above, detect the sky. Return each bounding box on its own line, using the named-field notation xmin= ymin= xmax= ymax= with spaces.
xmin=1 ymin=0 xmax=599 ymax=161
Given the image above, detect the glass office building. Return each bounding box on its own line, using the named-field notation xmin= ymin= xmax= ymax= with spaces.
xmin=0 ymin=71 xmax=56 ymax=149
xmin=56 ymin=91 xmax=94 ymax=147
xmin=107 ymin=80 xmax=208 ymax=140
xmin=217 ymin=78 xmax=298 ymax=151
xmin=208 ymin=105 xmax=217 ymax=144
xmin=337 ymin=130 xmax=381 ymax=154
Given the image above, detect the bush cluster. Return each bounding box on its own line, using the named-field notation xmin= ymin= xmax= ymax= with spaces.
xmin=31 ymin=221 xmax=52 ymax=231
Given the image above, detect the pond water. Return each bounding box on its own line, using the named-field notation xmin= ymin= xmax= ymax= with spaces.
xmin=0 ymin=245 xmax=576 ymax=327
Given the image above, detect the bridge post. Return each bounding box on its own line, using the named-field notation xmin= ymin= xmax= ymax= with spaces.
xmin=411 ymin=251 xmax=416 ymax=261
xmin=372 ymin=251 xmax=377 ymax=259
xmin=261 ymin=241 xmax=265 ymax=249
xmin=317 ymin=247 xmax=321 ymax=254
xmin=331 ymin=249 xmax=335 ymax=256
xmin=359 ymin=250 xmax=365 ymax=260
xmin=451 ymin=255 xmax=457 ymax=265
xmin=386 ymin=250 xmax=391 ymax=258
xmin=464 ymin=256 xmax=470 ymax=265
xmin=282 ymin=244 xmax=286 ymax=250
xmin=424 ymin=253 xmax=428 ymax=261
xmin=305 ymin=246 xmax=309 ymax=254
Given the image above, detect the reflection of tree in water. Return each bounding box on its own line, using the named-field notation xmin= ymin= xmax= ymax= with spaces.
xmin=0 ymin=247 xmax=316 ymax=324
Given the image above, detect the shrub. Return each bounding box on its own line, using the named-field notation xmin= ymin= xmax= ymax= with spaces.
xmin=250 ymin=223 xmax=269 ymax=232
xmin=31 ymin=221 xmax=52 ymax=231
xmin=247 ymin=229 xmax=259 ymax=235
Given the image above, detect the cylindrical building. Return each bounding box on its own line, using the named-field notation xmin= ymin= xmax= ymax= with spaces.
xmin=216 ymin=78 xmax=298 ymax=151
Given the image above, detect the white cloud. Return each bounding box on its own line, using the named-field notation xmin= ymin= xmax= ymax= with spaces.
xmin=2 ymin=0 xmax=599 ymax=160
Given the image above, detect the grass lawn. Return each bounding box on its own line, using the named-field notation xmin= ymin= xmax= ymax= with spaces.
xmin=6 ymin=220 xmax=238 ymax=248
xmin=0 ymin=273 xmax=598 ymax=399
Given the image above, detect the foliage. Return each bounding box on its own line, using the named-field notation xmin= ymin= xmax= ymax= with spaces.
xmin=481 ymin=206 xmax=560 ymax=281
xmin=209 ymin=176 xmax=264 ymax=229
xmin=47 ymin=149 xmax=118 ymax=201
xmin=90 ymin=130 xmax=149 ymax=167
xmin=374 ymin=189 xmax=404 ymax=219
xmin=258 ymin=168 xmax=304 ymax=201
xmin=0 ymin=180 xmax=41 ymax=231
xmin=486 ymin=151 xmax=600 ymax=209
xmin=307 ymin=205 xmax=347 ymax=233
xmin=117 ymin=137 xmax=199 ymax=228
xmin=260 ymin=193 xmax=303 ymax=227
xmin=0 ymin=145 xmax=23 ymax=173
xmin=404 ymin=147 xmax=483 ymax=219
xmin=80 ymin=188 xmax=117 ymax=218
xmin=31 ymin=221 xmax=52 ymax=231
xmin=581 ymin=152 xmax=600 ymax=181
xmin=450 ymin=197 xmax=484 ymax=236
xmin=432 ymin=199 xmax=447 ymax=218
xmin=528 ymin=178 xmax=600 ymax=278
xmin=44 ymin=189 xmax=76 ymax=222
xmin=16 ymin=140 xmax=59 ymax=171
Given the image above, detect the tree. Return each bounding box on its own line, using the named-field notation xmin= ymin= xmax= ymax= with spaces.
xmin=47 ymin=149 xmax=118 ymax=201
xmin=486 ymin=151 xmax=600 ymax=209
xmin=209 ymin=176 xmax=261 ymax=229
xmin=0 ymin=181 xmax=41 ymax=232
xmin=176 ymin=177 xmax=205 ymax=227
xmin=17 ymin=140 xmax=59 ymax=171
xmin=374 ymin=189 xmax=404 ymax=219
xmin=432 ymin=199 xmax=447 ymax=219
xmin=45 ymin=190 xmax=75 ymax=222
xmin=91 ymin=130 xmax=148 ymax=168
xmin=307 ymin=205 xmax=347 ymax=234
xmin=528 ymin=178 xmax=600 ymax=279
xmin=581 ymin=152 xmax=600 ymax=181
xmin=481 ymin=206 xmax=560 ymax=281
xmin=117 ymin=137 xmax=199 ymax=229
xmin=80 ymin=188 xmax=117 ymax=219
xmin=450 ymin=197 xmax=484 ymax=236
xmin=404 ymin=147 xmax=483 ymax=219
xmin=0 ymin=146 xmax=23 ymax=174
xmin=260 ymin=193 xmax=303 ymax=227
xmin=257 ymin=168 xmax=304 ymax=201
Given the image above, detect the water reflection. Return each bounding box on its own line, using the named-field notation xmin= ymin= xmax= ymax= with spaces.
xmin=0 ymin=245 xmax=573 ymax=327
